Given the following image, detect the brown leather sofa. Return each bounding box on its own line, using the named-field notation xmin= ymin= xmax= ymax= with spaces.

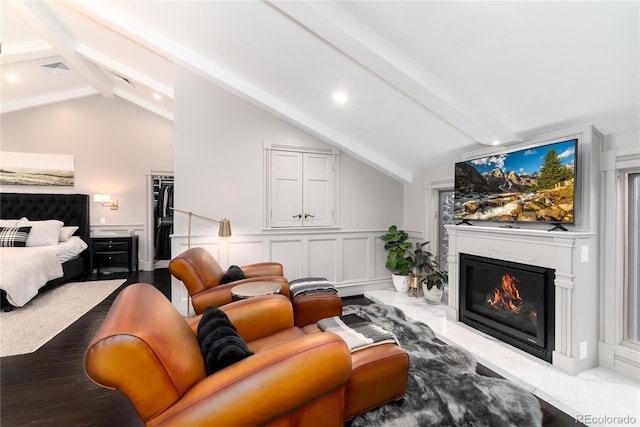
xmin=169 ymin=247 xmax=342 ymax=326
xmin=168 ymin=247 xmax=290 ymax=313
xmin=84 ymin=283 xmax=352 ymax=427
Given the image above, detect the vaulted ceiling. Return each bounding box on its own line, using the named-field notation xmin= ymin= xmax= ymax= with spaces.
xmin=2 ymin=1 xmax=638 ymax=182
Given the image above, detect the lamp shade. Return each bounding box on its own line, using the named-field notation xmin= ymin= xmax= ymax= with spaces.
xmin=93 ymin=194 xmax=111 ymax=203
xmin=218 ymin=219 xmax=232 ymax=237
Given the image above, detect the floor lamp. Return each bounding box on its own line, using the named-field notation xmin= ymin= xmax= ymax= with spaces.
xmin=171 ymin=207 xmax=232 ymax=249
xmin=171 ymin=207 xmax=231 ymax=316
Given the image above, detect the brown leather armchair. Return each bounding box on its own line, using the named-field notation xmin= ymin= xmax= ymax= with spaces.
xmin=84 ymin=283 xmax=352 ymax=427
xmin=169 ymin=247 xmax=290 ymax=314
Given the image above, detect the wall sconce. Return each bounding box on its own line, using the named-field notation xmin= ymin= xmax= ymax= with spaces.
xmin=93 ymin=194 xmax=118 ymax=210
xmin=171 ymin=207 xmax=231 ymax=249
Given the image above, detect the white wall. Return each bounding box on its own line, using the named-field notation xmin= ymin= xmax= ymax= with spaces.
xmin=339 ymin=153 xmax=404 ymax=229
xmin=604 ymin=128 xmax=640 ymax=150
xmin=403 ymin=170 xmax=427 ymax=235
xmin=169 ymin=66 xmax=404 ymax=313
xmin=409 ymin=165 xmax=454 ymax=255
xmin=173 ymin=67 xmax=403 ymax=236
xmin=0 ymin=95 xmax=174 ymax=265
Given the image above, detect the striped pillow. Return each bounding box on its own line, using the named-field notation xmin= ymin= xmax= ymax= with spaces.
xmin=0 ymin=226 xmax=32 ymax=247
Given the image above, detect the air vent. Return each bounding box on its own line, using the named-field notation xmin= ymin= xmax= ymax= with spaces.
xmin=114 ymin=73 xmax=135 ymax=88
xmin=39 ymin=61 xmax=71 ymax=73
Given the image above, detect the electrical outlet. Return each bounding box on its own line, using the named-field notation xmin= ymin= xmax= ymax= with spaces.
xmin=580 ymin=341 xmax=588 ymax=360
xmin=100 ymin=217 xmax=106 ymax=225
xmin=580 ymin=245 xmax=589 ymax=263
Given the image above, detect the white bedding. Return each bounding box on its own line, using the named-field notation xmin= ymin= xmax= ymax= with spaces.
xmin=53 ymin=236 xmax=88 ymax=263
xmin=0 ymin=237 xmax=88 ymax=307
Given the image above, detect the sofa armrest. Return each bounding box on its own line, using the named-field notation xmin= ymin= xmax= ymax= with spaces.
xmin=221 ymin=294 xmax=294 ymax=342
xmin=190 ymin=276 xmax=290 ymax=313
xmin=185 ymin=315 xmax=202 ymax=334
xmin=240 ymin=262 xmax=283 ymax=278
xmin=146 ymin=333 xmax=351 ymax=427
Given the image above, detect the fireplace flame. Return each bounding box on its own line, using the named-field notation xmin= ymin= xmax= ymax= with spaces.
xmin=487 ymin=274 xmax=523 ymax=312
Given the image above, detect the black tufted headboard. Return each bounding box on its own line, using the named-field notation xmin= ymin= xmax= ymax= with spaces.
xmin=0 ymin=193 xmax=91 ymax=271
xmin=0 ymin=193 xmax=90 ymax=242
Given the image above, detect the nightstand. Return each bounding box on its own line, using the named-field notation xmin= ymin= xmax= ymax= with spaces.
xmin=91 ymin=236 xmax=138 ymax=275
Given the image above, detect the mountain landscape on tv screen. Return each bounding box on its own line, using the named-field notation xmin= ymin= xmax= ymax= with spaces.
xmin=454 ymin=140 xmax=576 ymax=224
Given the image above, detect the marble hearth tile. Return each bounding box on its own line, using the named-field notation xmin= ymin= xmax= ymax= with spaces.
xmin=365 ymin=289 xmax=640 ymax=427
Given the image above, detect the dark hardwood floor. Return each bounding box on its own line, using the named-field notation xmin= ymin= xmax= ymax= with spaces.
xmin=0 ymin=270 xmax=165 ymax=427
xmin=1 ymin=270 xmax=580 ymax=426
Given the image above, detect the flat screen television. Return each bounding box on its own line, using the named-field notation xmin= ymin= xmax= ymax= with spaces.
xmin=454 ymin=138 xmax=578 ymax=228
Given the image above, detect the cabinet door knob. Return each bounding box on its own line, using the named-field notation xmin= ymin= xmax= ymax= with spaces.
xmin=293 ymin=213 xmax=302 ymax=219
xmin=304 ymin=213 xmax=315 ymax=219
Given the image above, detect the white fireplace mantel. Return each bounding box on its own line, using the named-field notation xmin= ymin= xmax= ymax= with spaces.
xmin=446 ymin=224 xmax=598 ymax=375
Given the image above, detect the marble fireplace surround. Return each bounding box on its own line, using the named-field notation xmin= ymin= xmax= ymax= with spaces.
xmin=446 ymin=224 xmax=598 ymax=375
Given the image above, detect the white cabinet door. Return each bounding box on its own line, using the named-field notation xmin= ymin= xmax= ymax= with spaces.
xmin=270 ymin=150 xmax=335 ymax=228
xmin=271 ymin=151 xmax=303 ymax=227
xmin=303 ymin=152 xmax=334 ymax=227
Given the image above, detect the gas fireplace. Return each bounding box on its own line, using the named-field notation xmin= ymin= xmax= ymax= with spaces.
xmin=459 ymin=253 xmax=555 ymax=362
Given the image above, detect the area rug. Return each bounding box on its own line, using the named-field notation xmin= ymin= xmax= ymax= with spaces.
xmin=0 ymin=279 xmax=125 ymax=357
xmin=343 ymin=303 xmax=543 ymax=427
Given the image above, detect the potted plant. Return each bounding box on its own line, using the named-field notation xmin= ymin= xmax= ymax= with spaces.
xmin=380 ymin=225 xmax=413 ymax=292
xmin=412 ymin=241 xmax=448 ymax=304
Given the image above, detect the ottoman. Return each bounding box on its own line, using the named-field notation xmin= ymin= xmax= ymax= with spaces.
xmin=288 ymin=277 xmax=343 ymax=327
xmin=290 ymin=278 xmax=410 ymax=419
xmin=302 ymin=322 xmax=410 ymax=420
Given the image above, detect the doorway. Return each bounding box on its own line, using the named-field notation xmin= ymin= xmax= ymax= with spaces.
xmin=149 ymin=173 xmax=174 ymax=268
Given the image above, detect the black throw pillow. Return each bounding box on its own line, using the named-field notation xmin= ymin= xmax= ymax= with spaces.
xmin=220 ymin=265 xmax=246 ymax=284
xmin=197 ymin=305 xmax=253 ymax=375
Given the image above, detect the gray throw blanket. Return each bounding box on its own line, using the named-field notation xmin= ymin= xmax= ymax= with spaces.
xmin=318 ymin=314 xmax=400 ymax=352
xmin=288 ymin=277 xmax=337 ymax=298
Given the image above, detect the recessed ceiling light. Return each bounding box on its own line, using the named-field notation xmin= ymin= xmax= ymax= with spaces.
xmin=333 ymin=91 xmax=348 ymax=105
xmin=153 ymin=93 xmax=162 ymax=100
xmin=491 ymin=140 xmax=501 ymax=146
xmin=7 ymin=73 xmax=20 ymax=82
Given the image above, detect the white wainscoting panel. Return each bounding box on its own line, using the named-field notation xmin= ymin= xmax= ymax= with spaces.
xmin=270 ymin=240 xmax=303 ymax=280
xmin=342 ymin=237 xmax=369 ymax=282
xmin=227 ymin=239 xmax=264 ymax=267
xmin=374 ymin=237 xmax=391 ymax=278
xmin=308 ymin=238 xmax=338 ymax=281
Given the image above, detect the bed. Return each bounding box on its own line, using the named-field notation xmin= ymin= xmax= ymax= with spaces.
xmin=0 ymin=193 xmax=91 ymax=309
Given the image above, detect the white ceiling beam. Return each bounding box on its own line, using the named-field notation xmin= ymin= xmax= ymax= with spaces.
xmin=269 ymin=1 xmax=520 ymax=145
xmin=0 ymin=40 xmax=56 ymax=64
xmin=112 ymin=87 xmax=174 ymax=122
xmin=65 ymin=1 xmax=173 ymax=63
xmin=76 ymin=45 xmax=174 ymax=99
xmin=68 ymin=1 xmax=413 ymax=182
xmin=0 ymin=87 xmax=97 ymax=114
xmin=6 ymin=1 xmax=113 ymax=98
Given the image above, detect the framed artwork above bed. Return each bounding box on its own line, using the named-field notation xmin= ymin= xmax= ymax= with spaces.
xmin=0 ymin=152 xmax=74 ymax=186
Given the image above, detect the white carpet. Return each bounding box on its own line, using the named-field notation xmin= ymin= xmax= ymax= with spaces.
xmin=0 ymin=279 xmax=125 ymax=357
